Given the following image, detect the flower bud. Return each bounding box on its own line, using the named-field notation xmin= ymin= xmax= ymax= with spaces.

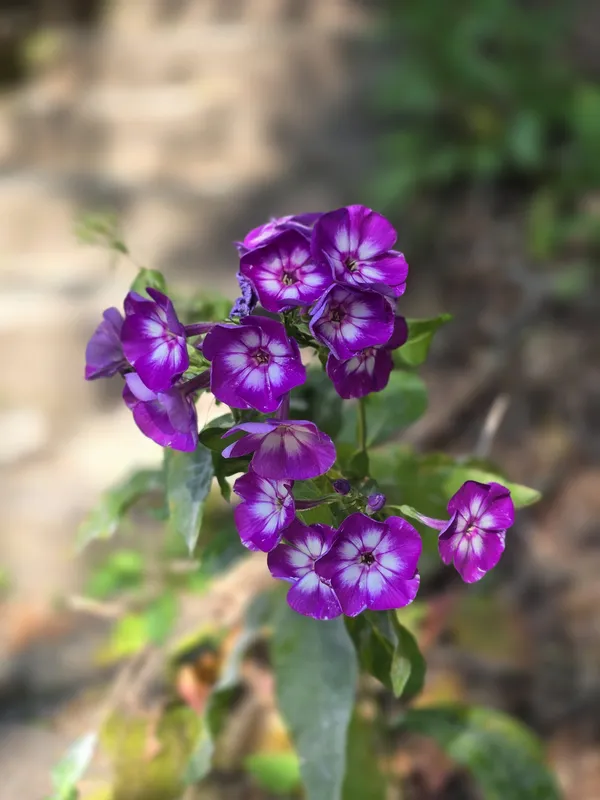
xmin=332 ymin=479 xmax=351 ymax=495
xmin=367 ymin=493 xmax=386 ymax=513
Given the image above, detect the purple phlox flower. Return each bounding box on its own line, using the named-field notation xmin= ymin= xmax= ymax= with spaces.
xmin=332 ymin=478 xmax=352 ymax=495
xmin=367 ymin=493 xmax=386 ymax=513
xmin=222 ymin=419 xmax=336 ymax=480
xmin=85 ymin=307 xmax=128 ymax=380
xmin=268 ymin=519 xmax=342 ymax=620
xmin=326 ymin=313 xmax=408 ymax=399
xmin=123 ymin=372 xmax=200 ymax=452
xmin=240 ymin=229 xmax=333 ymax=313
xmin=202 ymin=315 xmax=306 ymax=414
xmin=121 ymin=288 xmax=188 ymax=392
xmin=233 ymin=469 xmax=295 ymax=552
xmin=309 ymin=285 xmax=395 ymax=361
xmin=415 ymin=481 xmax=515 ymax=584
xmin=230 ymin=272 xmax=258 ymax=319
xmin=312 ymin=204 xmax=409 ymax=297
xmin=235 ymin=213 xmax=321 ymax=256
xmin=316 ymin=513 xmax=421 ymax=617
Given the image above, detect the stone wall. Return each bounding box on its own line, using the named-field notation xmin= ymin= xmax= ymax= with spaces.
xmin=0 ymin=0 xmax=377 ymax=618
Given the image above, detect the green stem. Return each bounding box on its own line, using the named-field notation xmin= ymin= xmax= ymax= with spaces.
xmin=357 ymin=397 xmax=368 ymax=453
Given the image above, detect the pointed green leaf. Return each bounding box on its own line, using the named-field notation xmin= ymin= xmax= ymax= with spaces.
xmin=346 ymin=611 xmax=425 ymax=701
xmin=343 ymin=712 xmax=387 ymax=800
xmin=165 ymin=444 xmax=214 ymax=554
xmin=198 ymin=414 xmax=235 ymax=452
xmin=397 ymin=705 xmax=561 ymax=799
xmin=444 ymin=467 xmax=541 ymax=509
xmin=77 ymin=469 xmax=163 ymax=551
xmin=340 ymin=371 xmax=427 ymax=448
xmin=130 ymin=267 xmax=167 ymax=296
xmin=245 ymin=752 xmax=302 ymax=795
xmin=272 ymin=600 xmax=358 ymax=800
xmin=396 ymin=314 xmax=452 ymax=367
xmin=390 ymin=614 xmax=426 ymax=701
xmin=51 ymin=732 xmax=97 ymax=800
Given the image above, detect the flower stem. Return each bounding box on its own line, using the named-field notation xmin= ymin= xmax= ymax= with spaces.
xmin=181 ymin=371 xmax=211 ymax=395
xmin=184 ymin=322 xmax=214 ymax=337
xmin=357 ymin=397 xmax=368 ymax=453
xmin=275 ymin=392 xmax=291 ymax=421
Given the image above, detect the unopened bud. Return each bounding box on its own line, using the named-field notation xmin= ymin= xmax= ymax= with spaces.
xmin=367 ymin=493 xmax=386 ymax=513
xmin=332 ymin=479 xmax=351 ymax=495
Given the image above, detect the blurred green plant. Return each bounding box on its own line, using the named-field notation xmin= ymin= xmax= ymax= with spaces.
xmin=373 ymin=0 xmax=600 ymax=290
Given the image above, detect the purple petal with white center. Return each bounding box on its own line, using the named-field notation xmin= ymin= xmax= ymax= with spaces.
xmin=268 ymin=520 xmax=342 ymax=620
xmin=250 ymin=420 xmax=336 ymax=480
xmin=222 ymin=419 xmax=336 ymax=480
xmin=447 ymin=480 xmax=515 ymax=531
xmin=316 ymin=513 xmax=421 ymax=616
xmin=202 ymin=316 xmax=306 ymax=413
xmin=241 ymin=213 xmax=321 ymax=254
xmin=240 ymin=230 xmax=333 ymax=312
xmin=433 ymin=480 xmax=514 ymax=583
xmin=123 ymin=373 xmax=198 ymax=451
xmin=309 ymin=285 xmax=395 ymax=360
xmin=121 ymin=288 xmax=188 ymax=392
xmin=287 ymin=574 xmax=343 ymax=620
xmin=268 ymin=519 xmax=337 ymax=581
xmin=233 ymin=470 xmax=295 ymax=552
xmin=312 ymin=205 xmax=408 ymax=295
xmin=85 ymin=307 xmax=127 ymax=380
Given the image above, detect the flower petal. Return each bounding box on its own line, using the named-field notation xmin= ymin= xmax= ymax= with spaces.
xmin=287 ymin=573 xmax=342 ymax=620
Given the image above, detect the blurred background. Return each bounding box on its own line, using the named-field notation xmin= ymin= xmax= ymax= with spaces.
xmin=0 ymin=0 xmax=599 ymax=797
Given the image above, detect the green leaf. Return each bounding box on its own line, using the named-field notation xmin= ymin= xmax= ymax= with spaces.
xmin=51 ymin=732 xmax=97 ymax=800
xmin=527 ymin=190 xmax=558 ymax=261
xmin=397 ymin=705 xmax=561 ymax=799
xmin=366 ymin=371 xmax=428 ymax=446
xmin=165 ymin=444 xmax=214 ymax=554
xmin=74 ymin=210 xmax=128 ymax=255
xmin=245 ymin=752 xmax=302 ymax=795
xmin=103 ymin=707 xmax=200 ymax=800
xmin=396 ymin=315 xmax=452 ymax=367
xmin=199 ymin=416 xmax=250 ymax=501
xmin=345 ymin=613 xmax=396 ymax=691
xmin=443 ymin=467 xmax=541 ymax=509
xmin=198 ymin=414 xmax=235 ymax=452
xmin=345 ymin=611 xmax=425 ymax=701
xmin=272 ymin=599 xmax=358 ymax=800
xmin=145 ymin=592 xmax=178 ymax=644
xmin=77 ymin=469 xmax=163 ymax=551
xmin=292 ymin=366 xmax=344 ymax=440
xmin=294 ymin=477 xmax=335 ymax=526
xmin=129 ymin=267 xmax=167 ymax=297
xmin=342 ymin=712 xmax=387 ymax=800
xmin=507 ymin=110 xmax=543 ymax=169
xmin=390 ymin=614 xmax=426 ymax=702
xmin=339 ymin=372 xmax=427 ymax=448
xmin=85 ymin=549 xmax=144 ymax=599
xmin=348 ymin=449 xmax=370 ymax=481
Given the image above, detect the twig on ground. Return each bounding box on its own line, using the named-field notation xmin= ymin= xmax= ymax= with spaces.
xmin=474 ymin=393 xmax=511 ymax=459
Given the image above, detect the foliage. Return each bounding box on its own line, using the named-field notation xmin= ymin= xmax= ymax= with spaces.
xmin=396 ymin=705 xmax=562 ymax=799
xmin=47 ymin=733 xmax=97 ymax=800
xmin=272 ymin=601 xmax=358 ymax=800
xmin=70 ymin=172 xmax=559 ymax=798
xmin=373 ymin=0 xmax=599 ymax=297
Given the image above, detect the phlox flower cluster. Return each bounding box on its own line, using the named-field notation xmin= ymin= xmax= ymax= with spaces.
xmin=84 ymin=205 xmax=516 ymax=619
